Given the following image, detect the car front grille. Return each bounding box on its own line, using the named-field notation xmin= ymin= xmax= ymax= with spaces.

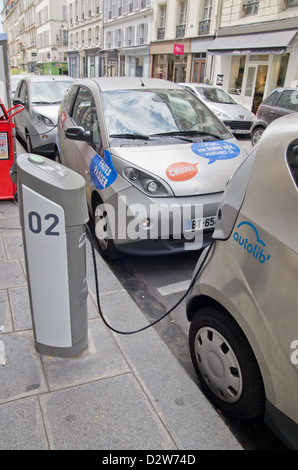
xmin=224 ymin=120 xmax=253 ymax=130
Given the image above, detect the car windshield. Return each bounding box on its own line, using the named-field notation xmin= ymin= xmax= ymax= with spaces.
xmin=197 ymin=87 xmax=237 ymax=105
xmin=101 ymin=89 xmax=229 ymax=140
xmin=31 ymin=81 xmax=73 ymax=104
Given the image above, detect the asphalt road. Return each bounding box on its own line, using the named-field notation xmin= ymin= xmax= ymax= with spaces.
xmin=104 ymin=136 xmax=287 ymax=450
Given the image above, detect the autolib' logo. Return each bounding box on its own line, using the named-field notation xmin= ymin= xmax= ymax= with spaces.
xmin=233 ymin=221 xmax=271 ymax=264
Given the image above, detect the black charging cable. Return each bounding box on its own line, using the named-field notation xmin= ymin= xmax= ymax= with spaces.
xmin=85 ymin=223 xmax=214 ymax=335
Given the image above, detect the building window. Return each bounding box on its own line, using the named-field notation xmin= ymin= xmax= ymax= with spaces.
xmin=243 ymin=0 xmax=259 ymax=16
xmin=286 ymin=0 xmax=298 ymax=6
xmin=157 ymin=4 xmax=166 ymax=40
xmin=176 ymin=1 xmax=187 ymax=38
xmin=228 ymin=55 xmax=246 ymax=95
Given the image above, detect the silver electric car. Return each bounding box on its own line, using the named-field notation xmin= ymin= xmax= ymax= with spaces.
xmin=55 ymin=77 xmax=246 ymax=259
xmin=186 ymin=113 xmax=298 ymax=449
xmin=13 ymin=75 xmax=74 ymax=156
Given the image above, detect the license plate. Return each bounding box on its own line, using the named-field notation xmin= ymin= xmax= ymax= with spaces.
xmin=185 ymin=216 xmax=216 ymax=232
xmin=233 ymin=129 xmax=249 ymax=134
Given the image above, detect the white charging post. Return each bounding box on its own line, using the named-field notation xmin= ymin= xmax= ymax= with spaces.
xmin=12 ymin=153 xmax=89 ymax=357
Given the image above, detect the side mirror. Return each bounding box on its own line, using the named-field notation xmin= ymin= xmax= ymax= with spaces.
xmin=65 ymin=126 xmax=90 ymax=142
xmin=13 ymin=98 xmax=24 ymax=106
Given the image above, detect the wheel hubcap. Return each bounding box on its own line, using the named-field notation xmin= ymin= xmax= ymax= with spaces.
xmin=95 ymin=206 xmax=109 ymax=251
xmin=194 ymin=327 xmax=243 ymax=403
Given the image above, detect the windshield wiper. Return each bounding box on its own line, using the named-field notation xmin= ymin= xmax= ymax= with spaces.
xmin=152 ymin=130 xmax=220 ymax=140
xmin=109 ymin=133 xmax=150 ymax=140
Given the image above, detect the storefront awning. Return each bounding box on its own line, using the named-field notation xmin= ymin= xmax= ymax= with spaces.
xmin=208 ymin=29 xmax=297 ymax=55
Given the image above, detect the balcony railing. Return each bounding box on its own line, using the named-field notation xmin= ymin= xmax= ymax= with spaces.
xmin=176 ymin=23 xmax=186 ymax=38
xmin=199 ymin=19 xmax=210 ymax=35
xmin=157 ymin=27 xmax=165 ymax=40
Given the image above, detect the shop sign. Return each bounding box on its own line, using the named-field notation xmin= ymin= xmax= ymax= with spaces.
xmin=173 ymin=44 xmax=184 ymax=55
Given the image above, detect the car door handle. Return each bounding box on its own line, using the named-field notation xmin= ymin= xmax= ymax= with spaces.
xmin=85 ymin=170 xmax=89 ymax=175
xmin=269 ymin=111 xmax=275 ymax=115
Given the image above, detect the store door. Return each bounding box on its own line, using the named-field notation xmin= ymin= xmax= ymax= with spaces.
xmin=243 ymin=64 xmax=268 ymax=113
xmin=192 ymin=59 xmax=206 ymax=83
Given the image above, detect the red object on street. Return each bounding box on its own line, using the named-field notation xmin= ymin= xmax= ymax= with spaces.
xmin=0 ymin=98 xmax=24 ymax=200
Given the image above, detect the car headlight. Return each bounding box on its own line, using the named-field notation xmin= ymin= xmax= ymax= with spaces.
xmin=33 ymin=111 xmax=56 ymax=126
xmin=214 ymin=110 xmax=230 ymax=120
xmin=124 ymin=166 xmax=173 ymax=197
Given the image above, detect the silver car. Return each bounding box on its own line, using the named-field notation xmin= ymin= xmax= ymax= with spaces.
xmin=13 ymin=75 xmax=74 ymax=156
xmin=56 ymin=77 xmax=246 ymax=259
xmin=179 ymin=83 xmax=255 ymax=136
xmin=186 ymin=113 xmax=298 ymax=449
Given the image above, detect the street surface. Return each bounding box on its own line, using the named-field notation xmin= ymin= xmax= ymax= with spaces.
xmin=104 ymin=136 xmax=286 ymax=450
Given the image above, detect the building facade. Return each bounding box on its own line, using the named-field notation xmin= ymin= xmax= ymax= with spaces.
xmin=1 ymin=0 xmax=298 ymax=112
xmin=210 ymin=0 xmax=298 ymax=112
xmin=101 ymin=0 xmax=153 ymax=78
xmin=2 ymin=0 xmax=69 ymax=75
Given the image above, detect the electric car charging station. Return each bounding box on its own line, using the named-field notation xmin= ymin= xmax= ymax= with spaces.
xmin=11 ymin=153 xmax=89 ymax=357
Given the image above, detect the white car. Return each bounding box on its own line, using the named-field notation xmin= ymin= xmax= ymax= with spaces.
xmin=179 ymin=83 xmax=255 ymax=136
xmin=56 ymin=77 xmax=246 ymax=259
xmin=186 ymin=113 xmax=298 ymax=449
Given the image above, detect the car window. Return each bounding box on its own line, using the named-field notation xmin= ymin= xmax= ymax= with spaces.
xmin=199 ymin=87 xmax=237 ymax=105
xmin=30 ymin=80 xmax=73 ymax=104
xmin=65 ymin=85 xmax=79 ymax=115
xmin=263 ymin=90 xmax=280 ymax=107
xmin=101 ymin=89 xmax=228 ymax=139
xmin=72 ymin=86 xmax=101 ymax=153
xmin=275 ymin=90 xmax=298 ymax=112
xmin=19 ymin=81 xmax=28 ymax=107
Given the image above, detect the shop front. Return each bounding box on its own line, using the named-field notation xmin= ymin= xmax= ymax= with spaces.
xmin=124 ymin=45 xmax=150 ymax=78
xmin=208 ymin=28 xmax=298 ymax=113
xmin=150 ymin=39 xmax=191 ymax=82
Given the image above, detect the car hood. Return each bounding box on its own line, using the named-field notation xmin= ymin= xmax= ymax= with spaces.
xmin=111 ymin=139 xmax=245 ymax=197
xmin=206 ymin=103 xmax=253 ymax=120
xmin=31 ymin=104 xmax=60 ymax=124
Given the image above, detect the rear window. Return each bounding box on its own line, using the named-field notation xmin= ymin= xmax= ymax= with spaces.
xmin=263 ymin=90 xmax=280 ymax=106
xmin=276 ymin=90 xmax=298 ymax=112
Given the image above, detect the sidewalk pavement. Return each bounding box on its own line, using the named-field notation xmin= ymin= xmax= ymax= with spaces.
xmin=0 ymin=147 xmax=242 ymax=451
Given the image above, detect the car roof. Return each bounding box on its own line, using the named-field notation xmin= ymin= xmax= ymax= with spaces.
xmin=74 ymin=77 xmax=181 ymax=91
xmin=24 ymin=75 xmax=74 ymax=82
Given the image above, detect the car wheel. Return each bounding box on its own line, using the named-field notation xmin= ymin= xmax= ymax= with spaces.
xmin=189 ymin=304 xmax=265 ymax=420
xmin=54 ymin=147 xmax=61 ymax=163
xmin=251 ymin=127 xmax=265 ymax=146
xmin=26 ymin=132 xmax=34 ymax=153
xmin=94 ymin=200 xmax=119 ymax=261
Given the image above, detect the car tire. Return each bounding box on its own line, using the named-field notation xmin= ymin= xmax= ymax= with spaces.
xmin=251 ymin=127 xmax=265 ymax=146
xmin=189 ymin=304 xmax=265 ymax=420
xmin=94 ymin=199 xmax=120 ymax=261
xmin=26 ymin=132 xmax=34 ymax=153
xmin=54 ymin=147 xmax=61 ymax=163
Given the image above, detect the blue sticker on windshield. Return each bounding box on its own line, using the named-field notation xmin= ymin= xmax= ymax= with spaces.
xmin=90 ymin=150 xmax=118 ymax=190
xmin=191 ymin=141 xmax=240 ymax=165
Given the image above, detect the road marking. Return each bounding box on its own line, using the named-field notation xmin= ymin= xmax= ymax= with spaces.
xmin=157 ymin=280 xmax=191 ymax=296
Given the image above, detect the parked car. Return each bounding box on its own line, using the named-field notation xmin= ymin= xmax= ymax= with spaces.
xmin=179 ymin=83 xmax=255 ymax=136
xmin=186 ymin=113 xmax=298 ymax=449
xmin=251 ymin=87 xmax=298 ymax=146
xmin=55 ymin=77 xmax=247 ymax=259
xmin=13 ymin=75 xmax=74 ymax=156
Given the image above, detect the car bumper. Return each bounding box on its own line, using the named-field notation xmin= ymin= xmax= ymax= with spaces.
xmin=265 ymin=401 xmax=298 ymax=450
xmin=103 ymin=187 xmax=221 ymax=255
